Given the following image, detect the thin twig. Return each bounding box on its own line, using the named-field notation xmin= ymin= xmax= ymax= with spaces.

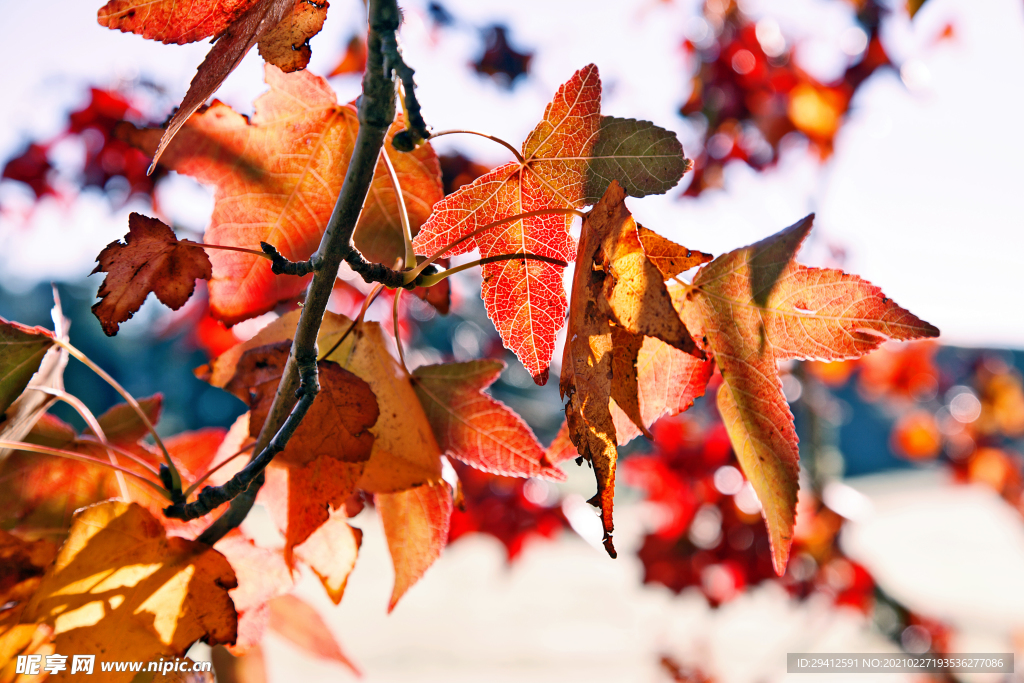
xmin=30 ymin=387 xmax=161 ymax=477
xmin=54 ymin=339 xmax=181 ymax=493
xmin=430 ymin=129 xmax=524 ymax=163
xmin=404 ymin=207 xmax=586 ymax=283
xmin=0 ymin=440 xmax=169 ymax=497
xmin=181 ymin=443 xmax=255 ymax=500
xmin=382 ymin=33 xmax=431 ymax=150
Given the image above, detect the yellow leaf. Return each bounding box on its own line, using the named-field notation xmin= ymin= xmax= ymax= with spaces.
xmin=17 ymin=501 xmax=237 ymax=682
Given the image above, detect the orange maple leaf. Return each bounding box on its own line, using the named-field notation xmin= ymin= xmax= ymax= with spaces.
xmin=675 ymin=214 xmax=939 ymax=573
xmin=411 ymin=360 xmax=565 ymax=480
xmin=225 ymin=341 xmax=379 ymax=556
xmin=16 ymin=501 xmax=238 ymax=679
xmin=118 ymin=65 xmax=441 ymax=325
xmin=378 ymin=482 xmax=453 ymax=612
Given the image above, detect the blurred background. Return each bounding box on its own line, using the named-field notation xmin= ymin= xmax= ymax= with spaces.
xmin=2 ymin=0 xmax=1023 ymax=680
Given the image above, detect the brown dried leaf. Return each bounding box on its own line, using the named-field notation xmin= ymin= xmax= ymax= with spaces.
xmin=559 ymin=181 xmax=704 ymax=557
xmin=92 ymin=213 xmax=212 ymax=336
xmin=257 ymin=0 xmax=329 ymax=73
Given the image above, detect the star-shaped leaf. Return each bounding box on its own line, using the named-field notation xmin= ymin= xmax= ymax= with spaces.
xmin=675 ymin=214 xmax=939 ymax=573
xmin=91 ymin=213 xmax=212 ymax=336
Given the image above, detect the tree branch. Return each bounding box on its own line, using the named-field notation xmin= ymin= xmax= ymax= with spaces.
xmin=171 ymin=0 xmax=406 ymax=545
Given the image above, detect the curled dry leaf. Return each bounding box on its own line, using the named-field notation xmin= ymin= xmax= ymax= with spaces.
xmin=91 ymin=213 xmax=212 ymax=336
xmin=16 ymin=501 xmax=237 ymax=682
xmin=674 ymin=214 xmax=939 ymax=574
xmin=0 ymin=318 xmax=55 ymax=416
xmin=412 ymin=360 xmax=564 ymax=480
xmin=267 ymin=594 xmax=360 ymax=675
xmin=378 ymin=482 xmax=453 ymax=612
xmin=257 ymin=0 xmax=329 ymax=73
xmin=560 ymin=182 xmax=705 ymax=557
xmin=120 ymin=66 xmax=441 ymax=324
xmin=413 ymin=68 xmax=694 ymax=384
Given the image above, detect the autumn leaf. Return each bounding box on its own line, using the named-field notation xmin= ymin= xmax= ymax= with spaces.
xmin=378 ymin=482 xmax=453 ymax=611
xmin=18 ymin=501 xmax=237 ymax=681
xmin=136 ymin=0 xmax=331 ymax=171
xmin=412 ymin=67 xmax=694 ymax=384
xmin=257 ymin=0 xmax=329 ymax=73
xmin=0 ymin=413 xmax=169 ymax=534
xmin=322 ymin=319 xmax=445 ymax=493
xmin=583 ymin=117 xmax=694 ymax=202
xmin=608 ymin=335 xmax=714 ymax=445
xmin=0 ymin=531 xmax=57 ymax=626
xmin=92 ymin=213 xmax=212 ymax=336
xmin=328 ymin=35 xmax=367 ymax=77
xmin=214 ymin=532 xmax=293 ymax=655
xmin=224 ymin=341 xmax=379 ymax=554
xmin=267 ymin=594 xmax=360 ymax=675
xmin=201 ymin=310 xmax=444 ymax=493
xmin=119 ymin=66 xmax=442 ymax=324
xmin=411 ymin=65 xmax=601 ymax=384
xmin=543 ymin=420 xmax=579 ymax=465
xmin=412 ymin=360 xmax=564 ymax=480
xmin=0 ymin=532 xmax=58 ymax=683
xmin=560 ymin=182 xmax=704 ymax=557
xmin=675 ymin=214 xmax=939 ymax=573
xmin=292 ymin=510 xmax=362 ymax=605
xmin=0 ymin=318 xmax=55 ymax=417
xmin=96 ymin=0 xmax=261 ymax=44
xmin=85 ymin=394 xmax=163 ymax=445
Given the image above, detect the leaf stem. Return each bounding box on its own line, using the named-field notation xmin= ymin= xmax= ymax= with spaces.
xmin=0 ymin=440 xmax=170 ymax=498
xmin=184 ymin=242 xmax=271 ymax=259
xmin=31 ymin=388 xmax=128 ymax=499
xmin=430 ymin=129 xmax=524 ymax=163
xmin=380 ymin=147 xmax=415 ymax=269
xmin=319 ymin=283 xmax=385 ymax=361
xmin=392 ymin=287 xmax=409 ymax=375
xmin=182 ymin=443 xmax=255 ymax=501
xmin=54 ymin=339 xmax=182 ymax=493
xmin=30 ymin=387 xmax=161 ymax=478
xmin=404 ymin=207 xmax=585 ymax=284
xmin=416 ymin=253 xmax=569 ymax=287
